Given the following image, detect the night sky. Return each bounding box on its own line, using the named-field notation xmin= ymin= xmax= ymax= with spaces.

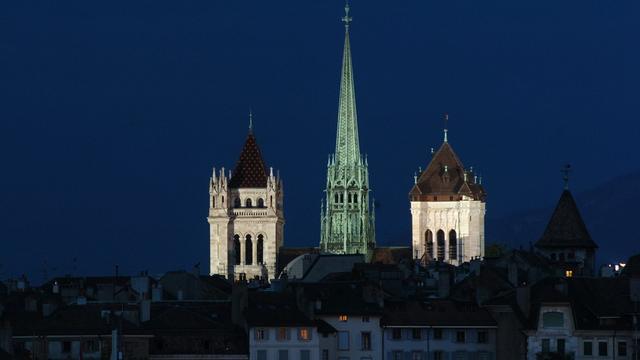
xmin=1 ymin=1 xmax=638 ymax=281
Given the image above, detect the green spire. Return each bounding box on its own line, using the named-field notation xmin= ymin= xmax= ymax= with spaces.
xmin=335 ymin=2 xmax=360 ymax=166
xmin=321 ymin=3 xmax=375 ymax=258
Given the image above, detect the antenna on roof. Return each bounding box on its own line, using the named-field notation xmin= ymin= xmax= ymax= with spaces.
xmin=248 ymin=108 xmax=253 ymax=133
xmin=561 ymin=163 xmax=572 ymax=190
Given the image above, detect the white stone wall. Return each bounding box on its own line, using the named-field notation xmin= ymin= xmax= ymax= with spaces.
xmin=319 ymin=315 xmax=382 ymax=360
xmin=208 ymin=170 xmax=284 ymax=280
xmin=411 ymin=200 xmax=485 ymax=265
xmin=383 ymin=327 xmax=497 ymax=360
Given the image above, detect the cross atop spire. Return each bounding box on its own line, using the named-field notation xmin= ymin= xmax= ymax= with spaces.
xmin=443 ymin=113 xmax=449 ymax=143
xmin=342 ymin=1 xmax=352 ymax=31
xmin=248 ymin=109 xmax=253 ymax=133
xmin=561 ymin=163 xmax=572 ymax=190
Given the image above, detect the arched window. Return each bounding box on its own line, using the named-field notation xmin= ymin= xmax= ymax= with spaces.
xmin=353 ymin=194 xmax=358 ymax=203
xmin=257 ymin=198 xmax=265 ymax=208
xmin=270 ymin=195 xmax=273 ymax=207
xmin=449 ymin=230 xmax=457 ymax=261
xmin=212 ymin=197 xmax=216 ymax=208
xmin=233 ymin=235 xmax=241 ymax=265
xmin=335 ymin=194 xmax=339 ymax=203
xmin=340 ymin=194 xmax=344 ymax=203
xmin=222 ymin=196 xmax=224 ymax=205
xmin=257 ymin=235 xmax=264 ymax=264
xmin=437 ymin=230 xmax=445 ymax=261
xmin=245 ymin=198 xmax=252 ymax=208
xmin=245 ymin=235 xmax=253 ymax=265
xmin=348 ymin=194 xmax=352 ymax=203
xmin=234 ymin=198 xmax=241 ymax=208
xmin=425 ymin=230 xmax=434 ymax=259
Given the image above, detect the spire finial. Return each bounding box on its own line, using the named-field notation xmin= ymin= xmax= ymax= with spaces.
xmin=248 ymin=109 xmax=253 ymax=133
xmin=342 ymin=1 xmax=352 ymax=31
xmin=561 ymin=163 xmax=572 ymax=190
xmin=443 ymin=113 xmax=449 ymax=143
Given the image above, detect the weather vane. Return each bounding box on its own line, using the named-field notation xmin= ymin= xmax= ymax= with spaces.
xmin=249 ymin=108 xmax=253 ymax=133
xmin=443 ymin=113 xmax=449 ymax=143
xmin=561 ymin=163 xmax=571 ymax=190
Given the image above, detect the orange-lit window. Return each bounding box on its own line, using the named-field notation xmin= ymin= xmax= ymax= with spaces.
xmin=565 ymin=270 xmax=573 ymax=278
xmin=339 ymin=315 xmax=348 ymax=322
xmin=299 ymin=328 xmax=311 ymax=341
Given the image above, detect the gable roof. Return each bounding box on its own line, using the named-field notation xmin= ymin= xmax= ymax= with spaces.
xmin=229 ymin=132 xmax=268 ymax=188
xmin=409 ymin=142 xmax=485 ymax=201
xmin=535 ymin=190 xmax=597 ymax=249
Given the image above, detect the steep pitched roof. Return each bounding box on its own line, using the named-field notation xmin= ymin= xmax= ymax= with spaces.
xmin=229 ymin=132 xmax=268 ymax=188
xmin=535 ymin=190 xmax=597 ymax=249
xmin=409 ymin=142 xmax=485 ymax=201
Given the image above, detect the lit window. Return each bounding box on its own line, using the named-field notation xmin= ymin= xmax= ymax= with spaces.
xmin=299 ymin=328 xmax=311 ymax=341
xmin=339 ymin=315 xmax=348 ymax=322
xmin=565 ymin=270 xmax=573 ymax=277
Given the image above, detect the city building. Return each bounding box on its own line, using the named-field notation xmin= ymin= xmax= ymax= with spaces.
xmin=208 ymin=120 xmax=284 ymax=281
xmin=409 ymin=120 xmax=487 ymax=265
xmin=320 ymin=3 xmax=376 ymax=258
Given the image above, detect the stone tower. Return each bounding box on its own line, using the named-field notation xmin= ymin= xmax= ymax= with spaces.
xmin=409 ymin=122 xmax=486 ymax=265
xmin=208 ymin=121 xmax=284 ymax=280
xmin=320 ymin=4 xmax=376 ymax=258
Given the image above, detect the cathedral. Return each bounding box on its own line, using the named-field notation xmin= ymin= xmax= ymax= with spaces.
xmin=208 ymin=122 xmax=284 ymax=280
xmin=409 ymin=123 xmax=487 ymax=265
xmin=319 ymin=3 xmax=376 ymax=258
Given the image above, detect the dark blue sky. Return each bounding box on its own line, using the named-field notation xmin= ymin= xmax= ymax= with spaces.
xmin=1 ymin=1 xmax=638 ymax=280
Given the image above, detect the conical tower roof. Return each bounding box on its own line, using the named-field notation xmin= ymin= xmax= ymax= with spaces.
xmin=229 ymin=131 xmax=268 ymax=188
xmin=535 ymin=190 xmax=597 ymax=249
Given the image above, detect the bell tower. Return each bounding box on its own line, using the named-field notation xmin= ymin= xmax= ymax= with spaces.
xmin=209 ymin=117 xmax=284 ymax=280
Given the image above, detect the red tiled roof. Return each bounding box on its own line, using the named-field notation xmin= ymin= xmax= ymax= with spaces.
xmin=409 ymin=142 xmax=485 ymax=201
xmin=229 ymin=132 xmax=268 ymax=188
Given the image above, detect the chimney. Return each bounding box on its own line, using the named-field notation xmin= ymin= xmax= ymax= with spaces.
xmin=140 ymin=300 xmax=151 ymax=323
xmin=516 ymin=286 xmax=530 ymax=316
xmin=52 ymin=281 xmax=60 ymax=294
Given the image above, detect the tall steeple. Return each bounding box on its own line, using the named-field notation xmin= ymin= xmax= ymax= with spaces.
xmin=335 ymin=2 xmax=360 ymax=166
xmin=321 ymin=2 xmax=375 ymax=258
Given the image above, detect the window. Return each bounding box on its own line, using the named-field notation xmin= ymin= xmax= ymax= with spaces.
xmin=568 ymin=252 xmax=575 ymax=259
xmin=277 ymin=327 xmax=288 ymax=341
xmin=559 ymin=253 xmax=565 ymax=261
xmin=361 ymin=332 xmax=371 ymax=350
xmin=565 ymin=270 xmax=573 ymax=278
xmin=392 ymin=351 xmax=403 ymax=360
xmin=599 ymin=341 xmax=608 ymax=356
xmin=437 ymin=230 xmax=445 ymax=261
xmin=83 ymin=340 xmax=99 ymax=353
xmin=449 ymin=230 xmax=457 ymax=260
xmin=300 ymin=350 xmax=310 ymax=360
xmin=322 ymin=349 xmax=329 ymax=360
xmin=392 ymin=328 xmax=402 ymax=340
xmin=362 ymin=315 xmax=370 ymax=322
xmin=233 ymin=235 xmax=241 ymax=265
xmin=245 ymin=235 xmax=253 ymax=265
xmin=477 ymin=331 xmax=488 ymax=343
xmin=234 ymin=197 xmax=241 ymax=208
xmin=257 ymin=198 xmax=265 ymax=208
xmin=62 ymin=341 xmax=71 ymax=353
xmin=542 ymin=311 xmax=564 ymax=328
xmin=278 ymin=349 xmax=288 ymax=360
xmin=583 ymin=341 xmax=593 ymax=356
xmin=550 ymin=253 xmax=556 ymax=261
xmin=246 ymin=198 xmax=252 ymax=208
xmin=456 ymin=330 xmax=465 ymax=343
xmin=557 ymin=338 xmax=565 ymax=354
xmin=425 ymin=230 xmax=434 ymax=259
xmin=433 ymin=328 xmax=443 ymax=340
xmin=338 ymin=331 xmax=349 ymax=350
xmin=298 ymin=328 xmax=311 ymax=341
xmin=412 ymin=351 xmax=423 ymax=360
xmin=257 ymin=235 xmax=264 ymax=264
xmin=433 ymin=351 xmax=443 ymax=360
xmin=257 ymin=350 xmax=267 ymax=360
xmin=255 ymin=328 xmax=267 ymax=340
xmin=339 ymin=315 xmax=348 ymax=322
xmin=619 ymin=341 xmax=628 ymax=356
xmin=542 ymin=339 xmax=550 ymax=353
xmin=412 ymin=328 xmax=421 ymax=340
